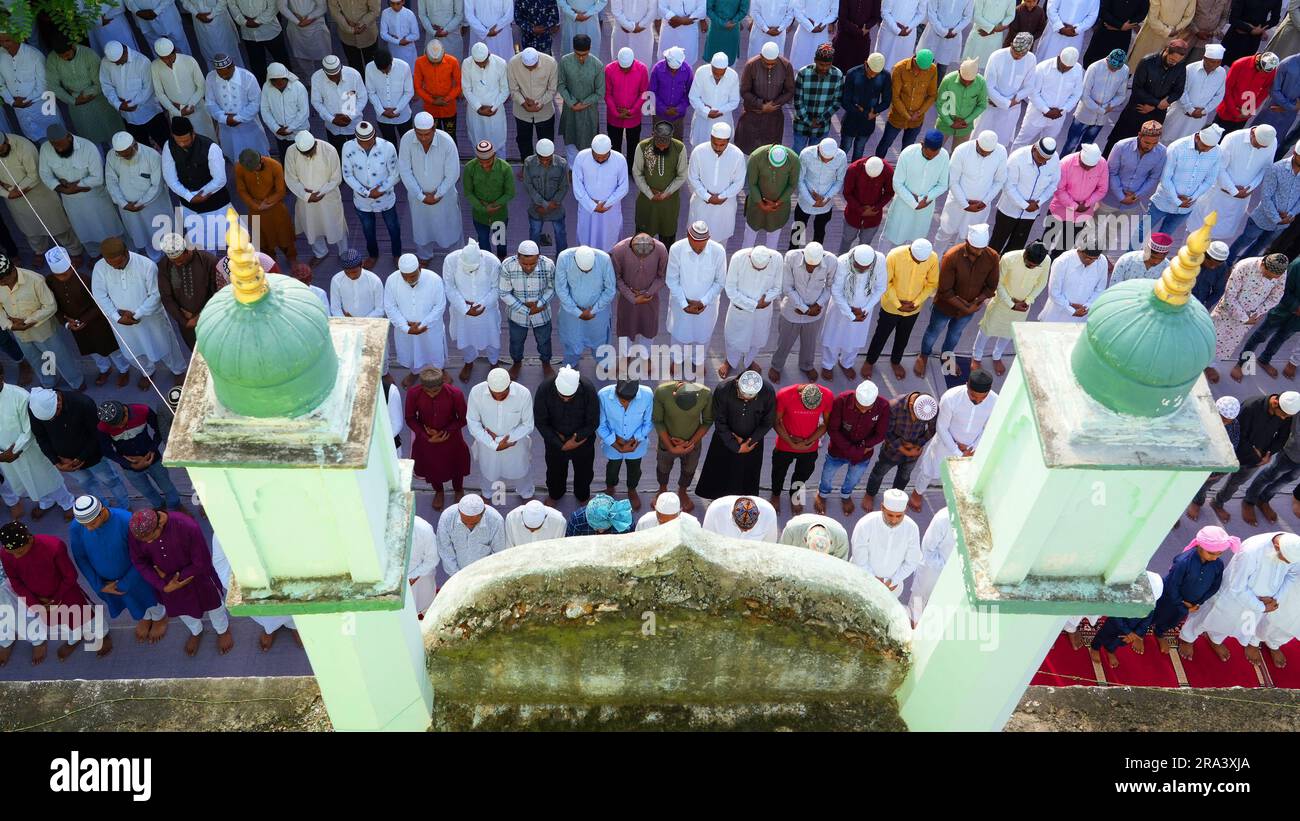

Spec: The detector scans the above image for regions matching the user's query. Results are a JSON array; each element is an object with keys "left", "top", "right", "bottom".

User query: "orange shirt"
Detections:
[{"left": 414, "top": 54, "right": 462, "bottom": 119}]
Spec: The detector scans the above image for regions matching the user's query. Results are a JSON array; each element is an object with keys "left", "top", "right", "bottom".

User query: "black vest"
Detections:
[{"left": 168, "top": 135, "right": 230, "bottom": 213}]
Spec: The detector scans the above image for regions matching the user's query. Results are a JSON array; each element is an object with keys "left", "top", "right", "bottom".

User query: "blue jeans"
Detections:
[
  {"left": 528, "top": 214, "right": 568, "bottom": 256},
  {"left": 874, "top": 123, "right": 922, "bottom": 158},
  {"left": 1141, "top": 205, "right": 1189, "bottom": 244},
  {"left": 474, "top": 219, "right": 507, "bottom": 258},
  {"left": 356, "top": 206, "right": 402, "bottom": 260},
  {"left": 841, "top": 122, "right": 876, "bottom": 162},
  {"left": 818, "top": 453, "right": 871, "bottom": 497},
  {"left": 16, "top": 330, "right": 84, "bottom": 389},
  {"left": 792, "top": 132, "right": 817, "bottom": 153},
  {"left": 68, "top": 460, "right": 128, "bottom": 509},
  {"left": 1227, "top": 219, "right": 1278, "bottom": 264},
  {"left": 508, "top": 319, "right": 552, "bottom": 364},
  {"left": 125, "top": 459, "right": 182, "bottom": 508},
  {"left": 1062, "top": 120, "right": 1103, "bottom": 157},
  {"left": 919, "top": 310, "right": 975, "bottom": 357}
]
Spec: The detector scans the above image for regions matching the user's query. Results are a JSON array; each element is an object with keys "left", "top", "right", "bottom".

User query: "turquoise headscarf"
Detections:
[{"left": 586, "top": 494, "right": 634, "bottom": 533}]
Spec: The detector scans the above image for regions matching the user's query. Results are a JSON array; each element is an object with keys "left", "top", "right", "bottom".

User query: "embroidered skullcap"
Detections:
[
  {"left": 458, "top": 493, "right": 485, "bottom": 516},
  {"left": 475, "top": 139, "right": 494, "bottom": 159},
  {"left": 731, "top": 497, "right": 760, "bottom": 530},
  {"left": 129, "top": 508, "right": 159, "bottom": 538},
  {"left": 737, "top": 370, "right": 763, "bottom": 397},
  {"left": 0, "top": 521, "right": 31, "bottom": 550},
  {"left": 1264, "top": 253, "right": 1290, "bottom": 274},
  {"left": 800, "top": 383, "right": 823, "bottom": 410},
  {"left": 913, "top": 393, "right": 938, "bottom": 420},
  {"left": 339, "top": 248, "right": 365, "bottom": 268},
  {"left": 1215, "top": 395, "right": 1240, "bottom": 420}
]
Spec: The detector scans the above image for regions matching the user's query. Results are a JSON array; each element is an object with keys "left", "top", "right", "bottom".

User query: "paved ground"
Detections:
[{"left": 2, "top": 22, "right": 1298, "bottom": 682}]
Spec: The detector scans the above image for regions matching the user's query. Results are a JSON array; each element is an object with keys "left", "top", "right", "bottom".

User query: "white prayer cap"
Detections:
[
  {"left": 976, "top": 130, "right": 999, "bottom": 152},
  {"left": 44, "top": 246, "right": 71, "bottom": 273},
  {"left": 111, "top": 131, "right": 135, "bottom": 152},
  {"left": 73, "top": 495, "right": 102, "bottom": 524},
  {"left": 521, "top": 47, "right": 540, "bottom": 67},
  {"left": 105, "top": 41, "right": 124, "bottom": 61},
  {"left": 1280, "top": 391, "right": 1300, "bottom": 415},
  {"left": 575, "top": 246, "right": 597, "bottom": 270},
  {"left": 153, "top": 38, "right": 174, "bottom": 57},
  {"left": 461, "top": 238, "right": 481, "bottom": 269},
  {"left": 267, "top": 62, "right": 290, "bottom": 80},
  {"left": 413, "top": 111, "right": 434, "bottom": 129},
  {"left": 1204, "top": 43, "right": 1226, "bottom": 59},
  {"left": 851, "top": 244, "right": 876, "bottom": 267},
  {"left": 1278, "top": 533, "right": 1300, "bottom": 562},
  {"left": 803, "top": 241, "right": 824, "bottom": 264},
  {"left": 536, "top": 138, "right": 555, "bottom": 157},
  {"left": 1059, "top": 47, "right": 1078, "bottom": 67},
  {"left": 910, "top": 237, "right": 933, "bottom": 261},
  {"left": 1215, "top": 395, "right": 1241, "bottom": 420},
  {"left": 864, "top": 156, "right": 884, "bottom": 177},
  {"left": 711, "top": 51, "right": 728, "bottom": 69},
  {"left": 818, "top": 137, "right": 838, "bottom": 158},
  {"left": 458, "top": 493, "right": 486, "bottom": 516},
  {"left": 355, "top": 120, "right": 375, "bottom": 139},
  {"left": 1198, "top": 124, "right": 1224, "bottom": 146},
  {"left": 855, "top": 380, "right": 879, "bottom": 406},
  {"left": 1255, "top": 124, "right": 1277, "bottom": 147},
  {"left": 751, "top": 246, "right": 772, "bottom": 266},
  {"left": 158, "top": 233, "right": 188, "bottom": 258},
  {"left": 592, "top": 133, "right": 612, "bottom": 154},
  {"left": 555, "top": 365, "right": 581, "bottom": 396},
  {"left": 882, "top": 488, "right": 908, "bottom": 513},
  {"left": 619, "top": 47, "right": 635, "bottom": 69},
  {"left": 426, "top": 40, "right": 444, "bottom": 60},
  {"left": 518, "top": 239, "right": 539, "bottom": 256},
  {"left": 967, "top": 223, "right": 991, "bottom": 249},
  {"left": 665, "top": 46, "right": 686, "bottom": 68},
  {"left": 1080, "top": 143, "right": 1102, "bottom": 165},
  {"left": 28, "top": 387, "right": 58, "bottom": 421},
  {"left": 958, "top": 58, "right": 979, "bottom": 81},
  {"left": 737, "top": 370, "right": 763, "bottom": 397},
  {"left": 486, "top": 367, "right": 512, "bottom": 392},
  {"left": 322, "top": 54, "right": 342, "bottom": 73},
  {"left": 521, "top": 499, "right": 548, "bottom": 528},
  {"left": 471, "top": 42, "right": 489, "bottom": 62},
  {"left": 398, "top": 253, "right": 419, "bottom": 274},
  {"left": 710, "top": 121, "right": 732, "bottom": 140},
  {"left": 1207, "top": 240, "right": 1230, "bottom": 261},
  {"left": 655, "top": 491, "right": 681, "bottom": 515},
  {"left": 913, "top": 393, "right": 939, "bottom": 420},
  {"left": 294, "top": 130, "right": 316, "bottom": 151},
  {"left": 760, "top": 42, "right": 780, "bottom": 60}
]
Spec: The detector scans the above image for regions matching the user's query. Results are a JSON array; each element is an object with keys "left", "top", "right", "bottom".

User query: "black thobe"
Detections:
[
  {"left": 533, "top": 375, "right": 600, "bottom": 501},
  {"left": 1105, "top": 52, "right": 1188, "bottom": 152},
  {"left": 1222, "top": 0, "right": 1283, "bottom": 64},
  {"left": 1081, "top": 0, "right": 1150, "bottom": 66},
  {"left": 693, "top": 378, "right": 776, "bottom": 499}
]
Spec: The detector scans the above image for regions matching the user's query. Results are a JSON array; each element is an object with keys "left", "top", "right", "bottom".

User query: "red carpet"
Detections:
[
  {"left": 1264, "top": 641, "right": 1300, "bottom": 688},
  {"left": 1180, "top": 637, "right": 1263, "bottom": 688},
  {"left": 1034, "top": 630, "right": 1296, "bottom": 689},
  {"left": 1100, "top": 635, "right": 1180, "bottom": 688},
  {"left": 1031, "top": 633, "right": 1101, "bottom": 687}
]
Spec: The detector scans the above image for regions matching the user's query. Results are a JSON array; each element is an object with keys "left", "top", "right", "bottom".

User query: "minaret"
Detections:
[
  {"left": 165, "top": 210, "right": 432, "bottom": 731},
  {"left": 898, "top": 215, "right": 1238, "bottom": 731}
]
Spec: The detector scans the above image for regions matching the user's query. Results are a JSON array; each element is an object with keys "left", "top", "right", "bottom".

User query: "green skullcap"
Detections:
[
  {"left": 915, "top": 49, "right": 934, "bottom": 70},
  {"left": 768, "top": 145, "right": 788, "bottom": 166}
]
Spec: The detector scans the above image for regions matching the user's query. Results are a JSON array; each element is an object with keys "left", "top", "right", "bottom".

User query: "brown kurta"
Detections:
[
  {"left": 158, "top": 250, "right": 221, "bottom": 349},
  {"left": 887, "top": 59, "right": 939, "bottom": 129},
  {"left": 235, "top": 158, "right": 297, "bottom": 257},
  {"left": 611, "top": 237, "right": 668, "bottom": 341},
  {"left": 46, "top": 269, "right": 121, "bottom": 357},
  {"left": 1003, "top": 2, "right": 1048, "bottom": 46},
  {"left": 735, "top": 56, "right": 796, "bottom": 156}
]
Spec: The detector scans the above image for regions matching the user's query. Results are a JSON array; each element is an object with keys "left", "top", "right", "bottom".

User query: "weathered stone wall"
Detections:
[{"left": 421, "top": 517, "right": 913, "bottom": 731}]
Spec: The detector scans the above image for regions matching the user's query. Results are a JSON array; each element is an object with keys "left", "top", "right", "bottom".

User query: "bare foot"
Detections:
[
  {"left": 260, "top": 631, "right": 276, "bottom": 652},
  {"left": 717, "top": 362, "right": 731, "bottom": 379},
  {"left": 1261, "top": 362, "right": 1279, "bottom": 379},
  {"left": 0, "top": 644, "right": 10, "bottom": 666},
  {"left": 508, "top": 362, "right": 522, "bottom": 380},
  {"left": 814, "top": 493, "right": 827, "bottom": 514},
  {"left": 1245, "top": 644, "right": 1263, "bottom": 664},
  {"left": 1204, "top": 366, "right": 1219, "bottom": 384},
  {"left": 908, "top": 491, "right": 924, "bottom": 512},
  {"left": 891, "top": 362, "right": 906, "bottom": 380},
  {"left": 841, "top": 496, "right": 855, "bottom": 515},
  {"left": 860, "top": 362, "right": 873, "bottom": 379},
  {"left": 1230, "top": 364, "right": 1244, "bottom": 382},
  {"left": 1241, "top": 501, "right": 1258, "bottom": 526},
  {"left": 1106, "top": 648, "right": 1120, "bottom": 668},
  {"left": 1211, "top": 503, "right": 1230, "bottom": 524},
  {"left": 96, "top": 634, "right": 113, "bottom": 658},
  {"left": 803, "top": 369, "right": 819, "bottom": 382},
  {"left": 840, "top": 364, "right": 856, "bottom": 379},
  {"left": 1260, "top": 500, "right": 1278, "bottom": 522},
  {"left": 913, "top": 355, "right": 927, "bottom": 377},
  {"left": 1270, "top": 646, "right": 1287, "bottom": 667},
  {"left": 432, "top": 488, "right": 445, "bottom": 511},
  {"left": 136, "top": 374, "right": 152, "bottom": 390},
  {"left": 57, "top": 640, "right": 79, "bottom": 661},
  {"left": 1156, "top": 636, "right": 1173, "bottom": 654},
  {"left": 184, "top": 633, "right": 202, "bottom": 656},
  {"left": 993, "top": 359, "right": 1006, "bottom": 376},
  {"left": 1068, "top": 630, "right": 1085, "bottom": 650},
  {"left": 1178, "top": 639, "right": 1195, "bottom": 660},
  {"left": 1210, "top": 640, "right": 1231, "bottom": 662},
  {"left": 861, "top": 494, "right": 875, "bottom": 512},
  {"left": 821, "top": 368, "right": 835, "bottom": 381},
  {"left": 148, "top": 618, "right": 168, "bottom": 644},
  {"left": 1185, "top": 502, "right": 1201, "bottom": 521},
  {"left": 791, "top": 499, "right": 803, "bottom": 514},
  {"left": 767, "top": 367, "right": 780, "bottom": 383},
  {"left": 1286, "top": 362, "right": 1298, "bottom": 380},
  {"left": 769, "top": 493, "right": 782, "bottom": 512},
  {"left": 1128, "top": 636, "right": 1145, "bottom": 656},
  {"left": 970, "top": 358, "right": 982, "bottom": 371},
  {"left": 628, "top": 489, "right": 642, "bottom": 511},
  {"left": 677, "top": 489, "right": 694, "bottom": 513},
  {"left": 32, "top": 644, "right": 47, "bottom": 665},
  {"left": 458, "top": 362, "right": 474, "bottom": 382},
  {"left": 116, "top": 370, "right": 130, "bottom": 388},
  {"left": 7, "top": 502, "right": 23, "bottom": 519},
  {"left": 1088, "top": 647, "right": 1101, "bottom": 665},
  {"left": 217, "top": 630, "right": 234, "bottom": 655}
]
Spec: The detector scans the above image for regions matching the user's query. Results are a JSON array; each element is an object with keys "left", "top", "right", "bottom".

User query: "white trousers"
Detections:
[
  {"left": 310, "top": 237, "right": 349, "bottom": 259},
  {"left": 0, "top": 482, "right": 73, "bottom": 511},
  {"left": 179, "top": 605, "right": 231, "bottom": 636},
  {"left": 461, "top": 345, "right": 500, "bottom": 364},
  {"left": 92, "top": 351, "right": 131, "bottom": 374},
  {"left": 971, "top": 330, "right": 1010, "bottom": 360}
]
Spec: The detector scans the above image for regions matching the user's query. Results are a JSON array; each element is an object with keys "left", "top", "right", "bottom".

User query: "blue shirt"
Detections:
[
  {"left": 1250, "top": 158, "right": 1300, "bottom": 231},
  {"left": 840, "top": 65, "right": 891, "bottom": 136},
  {"left": 596, "top": 384, "right": 654, "bottom": 459},
  {"left": 1151, "top": 135, "right": 1221, "bottom": 214},
  {"left": 1102, "top": 137, "right": 1167, "bottom": 210},
  {"left": 69, "top": 507, "right": 159, "bottom": 620},
  {"left": 1265, "top": 54, "right": 1300, "bottom": 113}
]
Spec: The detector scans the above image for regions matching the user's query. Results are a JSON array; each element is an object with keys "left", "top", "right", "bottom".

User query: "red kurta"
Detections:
[
  {"left": 405, "top": 383, "right": 472, "bottom": 486},
  {"left": 843, "top": 157, "right": 896, "bottom": 229},
  {"left": 1217, "top": 56, "right": 1277, "bottom": 123},
  {"left": 0, "top": 534, "right": 89, "bottom": 631}
]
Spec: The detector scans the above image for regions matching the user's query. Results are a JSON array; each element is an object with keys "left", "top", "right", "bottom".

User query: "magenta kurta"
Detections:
[
  {"left": 611, "top": 236, "right": 668, "bottom": 340},
  {"left": 1049, "top": 154, "right": 1110, "bottom": 222},
  {"left": 0, "top": 535, "right": 89, "bottom": 631},
  {"left": 404, "top": 383, "right": 472, "bottom": 486},
  {"left": 605, "top": 61, "right": 651, "bottom": 129},
  {"left": 128, "top": 511, "right": 224, "bottom": 619}
]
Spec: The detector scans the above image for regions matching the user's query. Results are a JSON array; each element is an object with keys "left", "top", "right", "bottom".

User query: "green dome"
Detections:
[
  {"left": 1070, "top": 279, "right": 1215, "bottom": 418},
  {"left": 196, "top": 274, "right": 338, "bottom": 418}
]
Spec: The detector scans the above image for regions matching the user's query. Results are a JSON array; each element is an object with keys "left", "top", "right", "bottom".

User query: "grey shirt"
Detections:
[{"left": 522, "top": 154, "right": 570, "bottom": 221}]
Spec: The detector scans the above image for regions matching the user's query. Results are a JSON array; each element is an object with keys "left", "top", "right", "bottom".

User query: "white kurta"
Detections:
[
  {"left": 310, "top": 67, "right": 369, "bottom": 137},
  {"left": 658, "top": 0, "right": 706, "bottom": 67},
  {"left": 1037, "top": 250, "right": 1107, "bottom": 322},
  {"left": 687, "top": 65, "right": 741, "bottom": 146},
  {"left": 385, "top": 269, "right": 448, "bottom": 369},
  {"left": 380, "top": 6, "right": 422, "bottom": 69},
  {"left": 820, "top": 253, "right": 887, "bottom": 364},
  {"left": 558, "top": 0, "right": 608, "bottom": 62},
  {"left": 908, "top": 506, "right": 954, "bottom": 622},
  {"left": 1183, "top": 534, "right": 1300, "bottom": 646},
  {"left": 881, "top": 143, "right": 950, "bottom": 246},
  {"left": 745, "top": 0, "right": 794, "bottom": 62},
  {"left": 0, "top": 386, "right": 69, "bottom": 504},
  {"left": 283, "top": 141, "right": 350, "bottom": 247},
  {"left": 790, "top": 0, "right": 837, "bottom": 72},
  {"left": 180, "top": 0, "right": 246, "bottom": 68},
  {"left": 1189, "top": 128, "right": 1272, "bottom": 241},
  {"left": 91, "top": 253, "right": 190, "bottom": 372},
  {"left": 100, "top": 50, "right": 165, "bottom": 127},
  {"left": 505, "top": 504, "right": 568, "bottom": 546},
  {"left": 105, "top": 145, "right": 175, "bottom": 256},
  {"left": 963, "top": 0, "right": 1016, "bottom": 68},
  {"left": 916, "top": 0, "right": 973, "bottom": 66},
  {"left": 461, "top": 54, "right": 509, "bottom": 149},
  {"left": 464, "top": 0, "right": 514, "bottom": 61},
  {"left": 936, "top": 141, "right": 1008, "bottom": 248},
  {"left": 701, "top": 495, "right": 780, "bottom": 542},
  {"left": 408, "top": 515, "right": 438, "bottom": 614},
  {"left": 850, "top": 511, "right": 922, "bottom": 597},
  {"left": 278, "top": 0, "right": 333, "bottom": 75},
  {"left": 973, "top": 47, "right": 1036, "bottom": 148},
  {"left": 328, "top": 269, "right": 386, "bottom": 317},
  {"left": 1037, "top": 0, "right": 1099, "bottom": 58},
  {"left": 1013, "top": 60, "right": 1084, "bottom": 151},
  {"left": 398, "top": 128, "right": 463, "bottom": 252},
  {"left": 722, "top": 248, "right": 782, "bottom": 368},
  {"left": 1163, "top": 62, "right": 1227, "bottom": 145},
  {"left": 366, "top": 59, "right": 416, "bottom": 125},
  {"left": 151, "top": 55, "right": 219, "bottom": 142},
  {"left": 261, "top": 77, "right": 312, "bottom": 139},
  {"left": 418, "top": 0, "right": 466, "bottom": 60},
  {"left": 637, "top": 510, "right": 701, "bottom": 530},
  {"left": 995, "top": 144, "right": 1061, "bottom": 219},
  {"left": 0, "top": 45, "right": 62, "bottom": 143},
  {"left": 876, "top": 0, "right": 925, "bottom": 72},
  {"left": 38, "top": 138, "right": 125, "bottom": 251},
  {"left": 611, "top": 0, "right": 657, "bottom": 63},
  {"left": 90, "top": 2, "right": 141, "bottom": 53},
  {"left": 687, "top": 141, "right": 746, "bottom": 243},
  {"left": 442, "top": 247, "right": 502, "bottom": 355},
  {"left": 127, "top": 0, "right": 193, "bottom": 56},
  {"left": 665, "top": 237, "right": 727, "bottom": 345},
  {"left": 466, "top": 381, "right": 534, "bottom": 482},
  {"left": 572, "top": 149, "right": 629, "bottom": 251},
  {"left": 206, "top": 68, "right": 270, "bottom": 162},
  {"left": 912, "top": 383, "right": 998, "bottom": 491}
]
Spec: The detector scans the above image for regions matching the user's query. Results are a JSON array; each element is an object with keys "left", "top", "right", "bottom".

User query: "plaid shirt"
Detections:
[
  {"left": 793, "top": 65, "right": 844, "bottom": 137},
  {"left": 879, "top": 393, "right": 938, "bottom": 464},
  {"left": 498, "top": 255, "right": 557, "bottom": 328}
]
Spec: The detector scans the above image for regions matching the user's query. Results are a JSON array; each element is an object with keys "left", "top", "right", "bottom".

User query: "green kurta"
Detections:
[
  {"left": 935, "top": 73, "right": 989, "bottom": 138},
  {"left": 463, "top": 157, "right": 516, "bottom": 226},
  {"left": 704, "top": 0, "right": 751, "bottom": 65},
  {"left": 744, "top": 146, "right": 800, "bottom": 231},
  {"left": 45, "top": 45, "right": 124, "bottom": 145},
  {"left": 558, "top": 52, "right": 605, "bottom": 153},
  {"left": 632, "top": 137, "right": 687, "bottom": 238}
]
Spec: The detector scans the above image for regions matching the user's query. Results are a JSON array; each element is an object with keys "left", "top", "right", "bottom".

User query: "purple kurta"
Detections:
[
  {"left": 404, "top": 383, "right": 472, "bottom": 486},
  {"left": 128, "top": 511, "right": 224, "bottom": 619},
  {"left": 649, "top": 60, "right": 693, "bottom": 125},
  {"left": 611, "top": 237, "right": 669, "bottom": 340}
]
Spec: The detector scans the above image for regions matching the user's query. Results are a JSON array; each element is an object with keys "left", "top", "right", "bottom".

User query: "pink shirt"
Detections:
[
  {"left": 1049, "top": 154, "right": 1110, "bottom": 222},
  {"left": 605, "top": 61, "right": 650, "bottom": 129}
]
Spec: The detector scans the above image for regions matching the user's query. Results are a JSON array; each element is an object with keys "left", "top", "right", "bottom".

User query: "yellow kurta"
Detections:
[
  {"left": 978, "top": 249, "right": 1051, "bottom": 339},
  {"left": 880, "top": 246, "right": 939, "bottom": 317}
]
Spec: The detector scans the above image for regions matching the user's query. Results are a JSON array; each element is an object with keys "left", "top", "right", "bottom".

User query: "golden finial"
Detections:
[
  {"left": 1154, "top": 211, "right": 1216, "bottom": 306},
  {"left": 224, "top": 207, "right": 269, "bottom": 304}
]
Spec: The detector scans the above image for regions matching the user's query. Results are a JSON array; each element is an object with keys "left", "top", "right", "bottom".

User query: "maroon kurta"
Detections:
[
  {"left": 128, "top": 511, "right": 224, "bottom": 619},
  {"left": 405, "top": 383, "right": 471, "bottom": 486},
  {"left": 735, "top": 56, "right": 796, "bottom": 155},
  {"left": 611, "top": 237, "right": 668, "bottom": 341},
  {"left": 833, "top": 0, "right": 882, "bottom": 72},
  {"left": 0, "top": 535, "right": 89, "bottom": 631},
  {"left": 843, "top": 157, "right": 896, "bottom": 229},
  {"left": 46, "top": 269, "right": 121, "bottom": 357}
]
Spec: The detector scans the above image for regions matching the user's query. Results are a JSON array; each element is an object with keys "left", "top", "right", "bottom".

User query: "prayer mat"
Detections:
[
  {"left": 1179, "top": 637, "right": 1265, "bottom": 688},
  {"left": 1031, "top": 633, "right": 1102, "bottom": 686}
]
